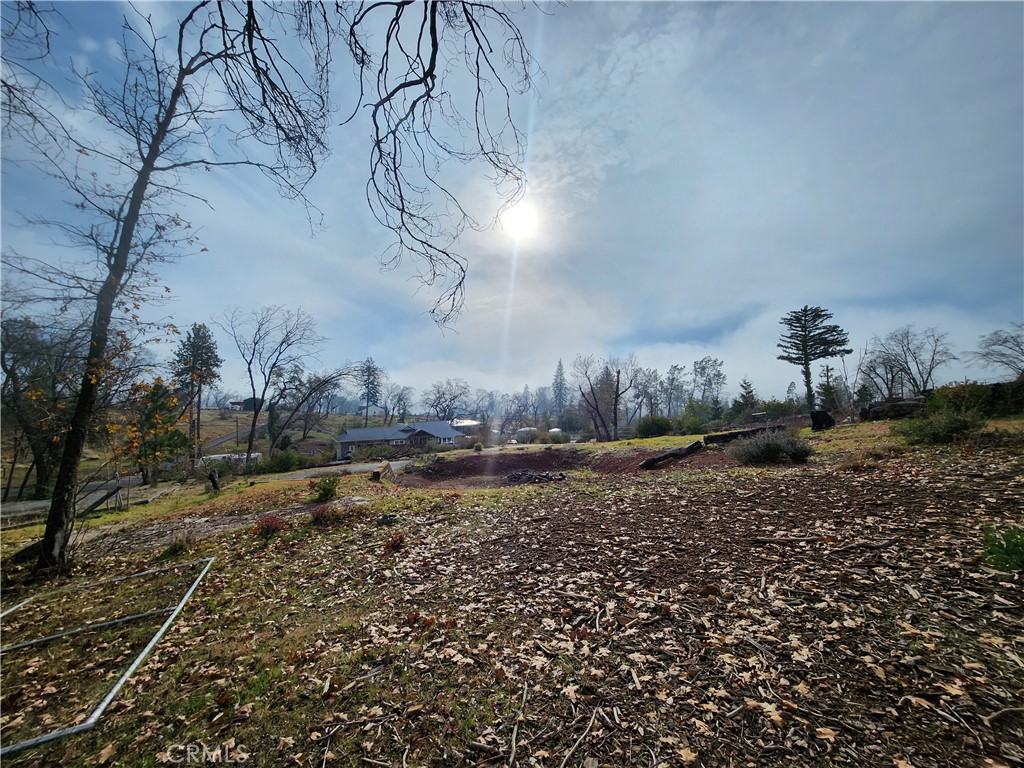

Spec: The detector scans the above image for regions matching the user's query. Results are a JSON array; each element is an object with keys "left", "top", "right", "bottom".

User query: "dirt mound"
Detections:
[
  {"left": 408, "top": 447, "right": 589, "bottom": 479},
  {"left": 403, "top": 444, "right": 740, "bottom": 485}
]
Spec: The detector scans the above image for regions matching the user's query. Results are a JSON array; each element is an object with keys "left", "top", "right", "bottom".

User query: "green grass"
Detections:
[{"left": 983, "top": 525, "right": 1024, "bottom": 572}]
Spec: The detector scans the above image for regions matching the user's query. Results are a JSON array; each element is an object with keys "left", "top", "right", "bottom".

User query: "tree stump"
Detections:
[{"left": 371, "top": 461, "right": 396, "bottom": 484}]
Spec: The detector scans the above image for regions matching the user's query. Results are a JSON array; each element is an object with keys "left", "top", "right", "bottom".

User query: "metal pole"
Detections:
[{"left": 0, "top": 557, "right": 216, "bottom": 756}]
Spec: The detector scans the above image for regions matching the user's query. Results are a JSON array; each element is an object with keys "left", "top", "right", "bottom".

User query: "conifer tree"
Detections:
[
  {"left": 171, "top": 323, "right": 223, "bottom": 465},
  {"left": 777, "top": 306, "right": 852, "bottom": 409}
]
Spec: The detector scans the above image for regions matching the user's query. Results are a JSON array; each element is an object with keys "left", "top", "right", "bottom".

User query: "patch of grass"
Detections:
[
  {"left": 158, "top": 530, "right": 195, "bottom": 560},
  {"left": 983, "top": 526, "right": 1024, "bottom": 572},
  {"left": 836, "top": 442, "right": 905, "bottom": 472}
]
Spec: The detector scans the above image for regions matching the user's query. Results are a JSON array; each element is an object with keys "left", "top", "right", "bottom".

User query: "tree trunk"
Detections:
[
  {"left": 245, "top": 409, "right": 259, "bottom": 466},
  {"left": 612, "top": 369, "right": 621, "bottom": 441},
  {"left": 802, "top": 363, "right": 814, "bottom": 409},
  {"left": 36, "top": 71, "right": 187, "bottom": 571},
  {"left": 195, "top": 380, "right": 203, "bottom": 467},
  {"left": 3, "top": 441, "right": 20, "bottom": 501},
  {"left": 16, "top": 458, "right": 36, "bottom": 501},
  {"left": 639, "top": 441, "right": 703, "bottom": 469}
]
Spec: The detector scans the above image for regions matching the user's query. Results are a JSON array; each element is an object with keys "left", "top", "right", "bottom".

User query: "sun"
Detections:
[{"left": 500, "top": 201, "right": 540, "bottom": 241}]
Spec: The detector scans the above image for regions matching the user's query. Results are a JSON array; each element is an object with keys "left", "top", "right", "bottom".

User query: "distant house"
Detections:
[
  {"left": 335, "top": 421, "right": 465, "bottom": 459},
  {"left": 450, "top": 418, "right": 481, "bottom": 435}
]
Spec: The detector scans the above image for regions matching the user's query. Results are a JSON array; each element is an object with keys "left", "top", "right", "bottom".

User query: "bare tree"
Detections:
[
  {"left": 8, "top": 3, "right": 334, "bottom": 570},
  {"left": 380, "top": 377, "right": 416, "bottom": 426},
  {"left": 421, "top": 378, "right": 470, "bottom": 421},
  {"left": 858, "top": 346, "right": 904, "bottom": 400},
  {"left": 345, "top": 1, "right": 535, "bottom": 323},
  {"left": 470, "top": 388, "right": 499, "bottom": 439},
  {"left": 573, "top": 355, "right": 638, "bottom": 441},
  {"left": 497, "top": 389, "right": 531, "bottom": 440},
  {"left": 5, "top": 2, "right": 536, "bottom": 570},
  {"left": 220, "top": 306, "right": 325, "bottom": 466},
  {"left": 966, "top": 323, "right": 1024, "bottom": 380},
  {"left": 266, "top": 367, "right": 354, "bottom": 457},
  {"left": 869, "top": 326, "right": 957, "bottom": 396}
]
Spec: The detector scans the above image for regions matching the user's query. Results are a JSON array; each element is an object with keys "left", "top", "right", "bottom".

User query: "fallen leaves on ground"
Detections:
[{"left": 1, "top": 436, "right": 1021, "bottom": 768}]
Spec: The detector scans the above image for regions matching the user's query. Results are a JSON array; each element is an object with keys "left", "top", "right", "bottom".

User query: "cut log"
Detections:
[
  {"left": 638, "top": 441, "right": 703, "bottom": 469},
  {"left": 370, "top": 461, "right": 396, "bottom": 484},
  {"left": 703, "top": 425, "right": 783, "bottom": 445}
]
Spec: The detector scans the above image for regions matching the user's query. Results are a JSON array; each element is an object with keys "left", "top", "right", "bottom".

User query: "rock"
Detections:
[{"left": 863, "top": 398, "right": 925, "bottom": 421}]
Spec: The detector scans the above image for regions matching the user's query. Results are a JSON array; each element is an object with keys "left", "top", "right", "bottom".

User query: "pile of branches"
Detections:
[{"left": 505, "top": 470, "right": 566, "bottom": 485}]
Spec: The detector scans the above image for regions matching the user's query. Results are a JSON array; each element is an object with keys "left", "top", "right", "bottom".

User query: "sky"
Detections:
[{"left": 2, "top": 1, "right": 1022, "bottom": 405}]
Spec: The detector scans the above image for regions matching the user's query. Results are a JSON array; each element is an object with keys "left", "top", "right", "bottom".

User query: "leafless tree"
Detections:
[
  {"left": 868, "top": 326, "right": 957, "bottom": 396},
  {"left": 497, "top": 389, "right": 531, "bottom": 440},
  {"left": 966, "top": 323, "right": 1024, "bottom": 380},
  {"left": 421, "top": 378, "right": 470, "bottom": 422},
  {"left": 266, "top": 367, "right": 354, "bottom": 457},
  {"left": 7, "top": 3, "right": 334, "bottom": 570},
  {"left": 380, "top": 377, "right": 416, "bottom": 426},
  {"left": 5, "top": 1, "right": 536, "bottom": 570},
  {"left": 573, "top": 355, "right": 638, "bottom": 441},
  {"left": 344, "top": 1, "right": 535, "bottom": 324},
  {"left": 470, "top": 388, "right": 499, "bottom": 439},
  {"left": 219, "top": 306, "right": 325, "bottom": 466}
]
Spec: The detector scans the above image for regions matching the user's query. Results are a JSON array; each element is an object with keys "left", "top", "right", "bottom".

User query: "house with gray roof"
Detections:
[{"left": 335, "top": 421, "right": 464, "bottom": 459}]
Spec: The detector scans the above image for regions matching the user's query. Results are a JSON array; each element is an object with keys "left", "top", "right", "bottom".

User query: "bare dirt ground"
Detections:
[{"left": 3, "top": 437, "right": 1022, "bottom": 768}]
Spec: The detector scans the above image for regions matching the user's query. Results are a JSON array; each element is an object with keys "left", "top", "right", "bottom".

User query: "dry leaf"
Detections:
[
  {"left": 815, "top": 726, "right": 838, "bottom": 742},
  {"left": 98, "top": 743, "right": 116, "bottom": 764}
]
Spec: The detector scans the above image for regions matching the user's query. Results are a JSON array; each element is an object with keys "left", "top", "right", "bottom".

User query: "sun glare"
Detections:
[{"left": 500, "top": 201, "right": 540, "bottom": 241}]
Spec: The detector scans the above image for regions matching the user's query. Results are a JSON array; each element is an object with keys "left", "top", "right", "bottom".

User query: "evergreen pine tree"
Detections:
[
  {"left": 776, "top": 306, "right": 852, "bottom": 409},
  {"left": 171, "top": 323, "right": 223, "bottom": 464}
]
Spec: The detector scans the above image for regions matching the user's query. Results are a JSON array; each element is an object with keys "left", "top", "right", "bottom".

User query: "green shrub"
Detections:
[
  {"left": 636, "top": 415, "right": 673, "bottom": 438},
  {"left": 728, "top": 430, "right": 813, "bottom": 465},
  {"left": 892, "top": 410, "right": 986, "bottom": 445},
  {"left": 982, "top": 526, "right": 1024, "bottom": 571},
  {"left": 473, "top": 442, "right": 484, "bottom": 452},
  {"left": 311, "top": 474, "right": 341, "bottom": 502},
  {"left": 678, "top": 416, "right": 703, "bottom": 436},
  {"left": 354, "top": 444, "right": 397, "bottom": 462},
  {"left": 928, "top": 380, "right": 1024, "bottom": 418}
]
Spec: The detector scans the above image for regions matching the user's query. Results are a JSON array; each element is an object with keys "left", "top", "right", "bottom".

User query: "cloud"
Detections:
[{"left": 5, "top": 2, "right": 1021, "bottom": 405}]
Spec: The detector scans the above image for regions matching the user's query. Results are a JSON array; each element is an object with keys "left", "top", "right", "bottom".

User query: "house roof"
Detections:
[{"left": 336, "top": 421, "right": 462, "bottom": 444}]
